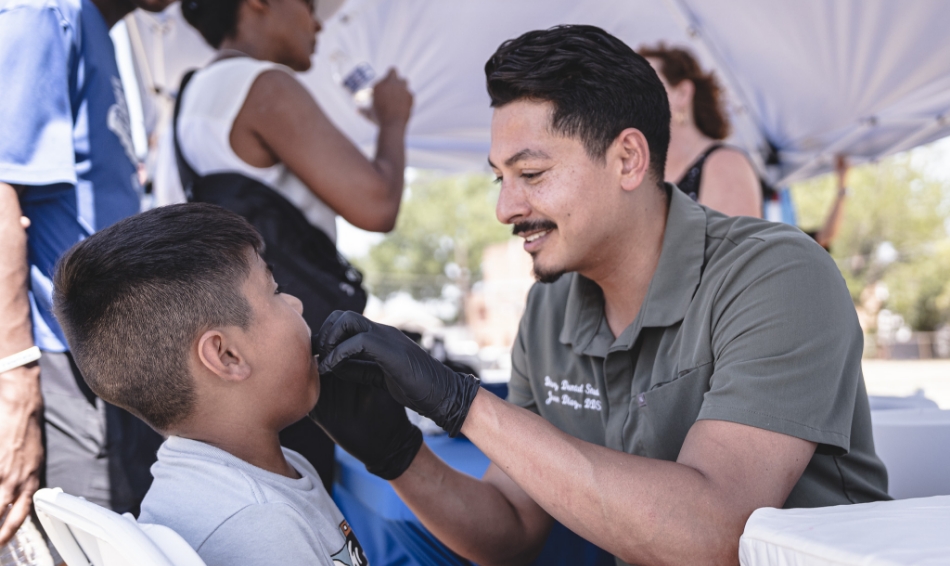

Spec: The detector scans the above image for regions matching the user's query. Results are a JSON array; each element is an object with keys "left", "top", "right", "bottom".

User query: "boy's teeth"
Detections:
[{"left": 526, "top": 230, "right": 549, "bottom": 242}]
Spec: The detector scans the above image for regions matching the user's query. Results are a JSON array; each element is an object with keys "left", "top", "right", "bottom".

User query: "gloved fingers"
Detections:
[
  {"left": 314, "top": 310, "right": 376, "bottom": 358},
  {"left": 312, "top": 310, "right": 346, "bottom": 357},
  {"left": 318, "top": 332, "right": 386, "bottom": 381},
  {"left": 330, "top": 359, "right": 386, "bottom": 388}
]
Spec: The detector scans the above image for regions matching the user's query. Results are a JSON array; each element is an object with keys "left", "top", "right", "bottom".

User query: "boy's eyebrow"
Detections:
[{"left": 265, "top": 263, "right": 275, "bottom": 277}]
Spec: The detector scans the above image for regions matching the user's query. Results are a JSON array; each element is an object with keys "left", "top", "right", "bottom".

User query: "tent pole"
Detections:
[
  {"left": 873, "top": 114, "right": 949, "bottom": 160},
  {"left": 776, "top": 119, "right": 876, "bottom": 185},
  {"left": 660, "top": 0, "right": 767, "bottom": 176}
]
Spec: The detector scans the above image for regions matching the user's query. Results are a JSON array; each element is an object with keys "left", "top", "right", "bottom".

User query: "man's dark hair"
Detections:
[
  {"left": 53, "top": 203, "right": 264, "bottom": 431},
  {"left": 485, "top": 25, "right": 671, "bottom": 182},
  {"left": 182, "top": 0, "right": 242, "bottom": 49}
]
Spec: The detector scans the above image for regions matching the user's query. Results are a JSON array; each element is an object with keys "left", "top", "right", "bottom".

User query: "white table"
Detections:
[{"left": 740, "top": 496, "right": 950, "bottom": 565}]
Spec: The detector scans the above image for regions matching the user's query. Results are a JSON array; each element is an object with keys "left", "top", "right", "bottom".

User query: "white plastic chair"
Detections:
[{"left": 32, "top": 488, "right": 206, "bottom": 566}]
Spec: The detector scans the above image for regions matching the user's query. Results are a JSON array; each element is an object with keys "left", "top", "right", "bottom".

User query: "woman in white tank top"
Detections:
[
  {"left": 175, "top": 0, "right": 413, "bottom": 491},
  {"left": 176, "top": 0, "right": 413, "bottom": 242}
]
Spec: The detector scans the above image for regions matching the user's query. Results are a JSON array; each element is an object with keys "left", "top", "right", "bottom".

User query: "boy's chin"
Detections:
[{"left": 307, "top": 373, "right": 321, "bottom": 413}]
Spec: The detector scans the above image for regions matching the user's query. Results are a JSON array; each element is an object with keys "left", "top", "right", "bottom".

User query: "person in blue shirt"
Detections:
[{"left": 0, "top": 0, "right": 174, "bottom": 546}]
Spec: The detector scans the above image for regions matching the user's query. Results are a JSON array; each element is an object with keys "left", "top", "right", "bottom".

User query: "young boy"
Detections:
[{"left": 52, "top": 203, "right": 367, "bottom": 566}]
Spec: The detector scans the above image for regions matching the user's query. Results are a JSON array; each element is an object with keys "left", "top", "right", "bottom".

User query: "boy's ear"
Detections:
[{"left": 196, "top": 329, "right": 252, "bottom": 383}]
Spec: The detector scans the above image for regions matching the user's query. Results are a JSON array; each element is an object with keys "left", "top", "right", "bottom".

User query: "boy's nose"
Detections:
[{"left": 283, "top": 293, "right": 305, "bottom": 315}]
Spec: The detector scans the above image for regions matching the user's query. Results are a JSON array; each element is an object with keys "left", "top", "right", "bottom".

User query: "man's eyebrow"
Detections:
[
  {"left": 488, "top": 149, "right": 552, "bottom": 170},
  {"left": 265, "top": 263, "right": 275, "bottom": 277}
]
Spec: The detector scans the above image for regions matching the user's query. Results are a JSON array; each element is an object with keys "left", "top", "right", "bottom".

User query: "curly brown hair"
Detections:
[{"left": 638, "top": 43, "right": 730, "bottom": 140}]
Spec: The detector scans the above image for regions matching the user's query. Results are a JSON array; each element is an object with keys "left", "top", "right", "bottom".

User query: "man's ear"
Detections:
[
  {"left": 196, "top": 329, "right": 252, "bottom": 383},
  {"left": 615, "top": 128, "right": 652, "bottom": 192}
]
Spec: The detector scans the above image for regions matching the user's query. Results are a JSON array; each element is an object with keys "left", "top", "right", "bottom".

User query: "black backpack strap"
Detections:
[{"left": 172, "top": 69, "right": 198, "bottom": 201}]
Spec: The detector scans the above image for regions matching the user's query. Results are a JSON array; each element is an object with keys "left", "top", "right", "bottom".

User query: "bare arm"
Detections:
[
  {"left": 232, "top": 68, "right": 412, "bottom": 232},
  {"left": 456, "top": 390, "right": 815, "bottom": 566},
  {"left": 391, "top": 445, "right": 553, "bottom": 566},
  {"left": 0, "top": 182, "right": 44, "bottom": 545},
  {"left": 814, "top": 156, "right": 849, "bottom": 249},
  {"left": 699, "top": 148, "right": 762, "bottom": 218}
]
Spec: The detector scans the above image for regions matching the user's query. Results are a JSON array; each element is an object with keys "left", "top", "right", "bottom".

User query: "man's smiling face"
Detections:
[{"left": 490, "top": 99, "right": 623, "bottom": 283}]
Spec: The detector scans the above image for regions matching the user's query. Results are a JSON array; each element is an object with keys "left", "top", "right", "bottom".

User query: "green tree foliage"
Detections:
[
  {"left": 355, "top": 171, "right": 512, "bottom": 302},
  {"left": 792, "top": 153, "right": 950, "bottom": 330},
  {"left": 882, "top": 241, "right": 950, "bottom": 331}
]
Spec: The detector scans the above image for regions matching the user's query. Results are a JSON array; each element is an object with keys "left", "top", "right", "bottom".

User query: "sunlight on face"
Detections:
[{"left": 489, "top": 100, "right": 621, "bottom": 282}]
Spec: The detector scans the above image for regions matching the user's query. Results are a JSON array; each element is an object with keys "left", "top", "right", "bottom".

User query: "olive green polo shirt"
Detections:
[{"left": 508, "top": 187, "right": 889, "bottom": 534}]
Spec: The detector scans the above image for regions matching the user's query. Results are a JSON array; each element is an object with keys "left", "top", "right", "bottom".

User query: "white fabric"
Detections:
[
  {"left": 33, "top": 487, "right": 206, "bottom": 566},
  {"left": 871, "top": 409, "right": 950, "bottom": 499},
  {"left": 173, "top": 58, "right": 338, "bottom": 241},
  {"left": 739, "top": 495, "right": 950, "bottom": 566},
  {"left": 126, "top": 0, "right": 950, "bottom": 184},
  {"left": 138, "top": 437, "right": 350, "bottom": 566}
]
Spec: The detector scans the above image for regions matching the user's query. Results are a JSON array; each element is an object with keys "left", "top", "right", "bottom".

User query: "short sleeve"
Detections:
[
  {"left": 0, "top": 2, "right": 76, "bottom": 185},
  {"left": 198, "top": 503, "right": 334, "bottom": 566},
  {"left": 697, "top": 236, "right": 863, "bottom": 455},
  {"left": 507, "top": 296, "right": 540, "bottom": 415}
]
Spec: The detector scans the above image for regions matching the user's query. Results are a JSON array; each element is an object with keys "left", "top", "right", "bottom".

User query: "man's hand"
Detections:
[
  {"left": 310, "top": 337, "right": 423, "bottom": 479},
  {"left": 315, "top": 311, "right": 480, "bottom": 437},
  {"left": 0, "top": 363, "right": 43, "bottom": 546}
]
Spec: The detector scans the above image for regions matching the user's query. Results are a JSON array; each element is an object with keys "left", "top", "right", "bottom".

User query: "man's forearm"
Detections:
[
  {"left": 0, "top": 182, "right": 34, "bottom": 358},
  {"left": 390, "top": 444, "right": 552, "bottom": 566},
  {"left": 460, "top": 390, "right": 755, "bottom": 566},
  {"left": 0, "top": 181, "right": 44, "bottom": 546}
]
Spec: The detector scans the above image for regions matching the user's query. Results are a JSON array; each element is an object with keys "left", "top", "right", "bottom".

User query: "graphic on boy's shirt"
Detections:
[{"left": 330, "top": 519, "right": 368, "bottom": 566}]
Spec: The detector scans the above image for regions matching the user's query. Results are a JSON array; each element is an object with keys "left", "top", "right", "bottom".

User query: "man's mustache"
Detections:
[{"left": 512, "top": 220, "right": 557, "bottom": 237}]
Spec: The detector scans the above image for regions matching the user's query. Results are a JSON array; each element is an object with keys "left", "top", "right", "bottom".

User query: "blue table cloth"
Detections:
[{"left": 333, "top": 434, "right": 614, "bottom": 566}]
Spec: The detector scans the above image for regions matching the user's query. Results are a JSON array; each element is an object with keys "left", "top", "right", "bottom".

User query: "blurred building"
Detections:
[{"left": 465, "top": 239, "right": 535, "bottom": 350}]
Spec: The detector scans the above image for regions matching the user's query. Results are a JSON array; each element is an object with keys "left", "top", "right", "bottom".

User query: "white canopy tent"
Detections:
[{"left": 125, "top": 0, "right": 950, "bottom": 185}]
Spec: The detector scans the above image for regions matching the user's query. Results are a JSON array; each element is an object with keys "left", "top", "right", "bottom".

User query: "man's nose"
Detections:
[{"left": 496, "top": 180, "right": 530, "bottom": 225}]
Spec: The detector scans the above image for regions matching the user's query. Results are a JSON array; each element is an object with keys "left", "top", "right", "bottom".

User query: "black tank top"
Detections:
[{"left": 675, "top": 142, "right": 724, "bottom": 201}]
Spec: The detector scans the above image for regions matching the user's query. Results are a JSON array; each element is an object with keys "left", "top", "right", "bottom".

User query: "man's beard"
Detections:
[
  {"left": 532, "top": 260, "right": 564, "bottom": 284},
  {"left": 513, "top": 219, "right": 563, "bottom": 283}
]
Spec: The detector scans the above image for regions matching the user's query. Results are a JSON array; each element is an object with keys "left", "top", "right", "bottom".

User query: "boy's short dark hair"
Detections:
[
  {"left": 54, "top": 203, "right": 263, "bottom": 431},
  {"left": 485, "top": 25, "right": 671, "bottom": 182}
]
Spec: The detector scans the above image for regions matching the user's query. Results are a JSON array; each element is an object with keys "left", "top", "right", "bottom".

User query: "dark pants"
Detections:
[{"left": 39, "top": 351, "right": 162, "bottom": 515}]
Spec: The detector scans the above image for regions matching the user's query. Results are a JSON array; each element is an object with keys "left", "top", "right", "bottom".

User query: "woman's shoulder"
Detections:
[
  {"left": 190, "top": 58, "right": 292, "bottom": 93},
  {"left": 182, "top": 58, "right": 296, "bottom": 119},
  {"left": 704, "top": 145, "right": 755, "bottom": 174}
]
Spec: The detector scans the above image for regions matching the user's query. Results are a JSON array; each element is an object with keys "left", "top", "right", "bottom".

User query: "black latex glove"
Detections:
[
  {"left": 310, "top": 337, "right": 423, "bottom": 480},
  {"left": 315, "top": 311, "right": 481, "bottom": 438}
]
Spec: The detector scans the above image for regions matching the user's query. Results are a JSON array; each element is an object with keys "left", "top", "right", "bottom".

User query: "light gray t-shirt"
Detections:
[{"left": 139, "top": 436, "right": 367, "bottom": 566}]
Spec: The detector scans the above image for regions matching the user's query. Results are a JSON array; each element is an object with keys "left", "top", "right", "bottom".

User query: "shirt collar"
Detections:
[{"left": 560, "top": 184, "right": 708, "bottom": 355}]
